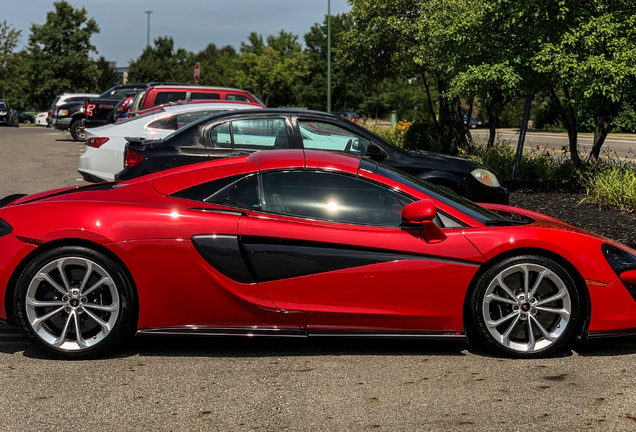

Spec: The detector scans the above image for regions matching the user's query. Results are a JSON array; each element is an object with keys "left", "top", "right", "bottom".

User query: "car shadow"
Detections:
[
  {"left": 3, "top": 328, "right": 636, "bottom": 360},
  {"left": 114, "top": 335, "right": 470, "bottom": 359}
]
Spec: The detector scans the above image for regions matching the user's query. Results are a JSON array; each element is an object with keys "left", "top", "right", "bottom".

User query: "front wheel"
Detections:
[
  {"left": 69, "top": 119, "right": 86, "bottom": 141},
  {"left": 470, "top": 255, "right": 580, "bottom": 358},
  {"left": 14, "top": 246, "right": 136, "bottom": 359}
]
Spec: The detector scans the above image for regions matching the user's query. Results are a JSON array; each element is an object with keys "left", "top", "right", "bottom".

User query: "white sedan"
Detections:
[{"left": 79, "top": 101, "right": 264, "bottom": 182}]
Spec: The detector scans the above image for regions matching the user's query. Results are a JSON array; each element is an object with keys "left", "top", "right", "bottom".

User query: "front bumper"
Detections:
[{"left": 53, "top": 117, "right": 72, "bottom": 131}]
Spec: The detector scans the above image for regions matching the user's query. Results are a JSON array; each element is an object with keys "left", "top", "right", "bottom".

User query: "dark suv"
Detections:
[
  {"left": 117, "top": 109, "right": 508, "bottom": 204},
  {"left": 50, "top": 84, "right": 146, "bottom": 140},
  {"left": 0, "top": 100, "right": 19, "bottom": 127}
]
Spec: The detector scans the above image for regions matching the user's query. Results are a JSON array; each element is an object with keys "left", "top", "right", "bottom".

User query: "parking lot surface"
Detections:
[{"left": 0, "top": 127, "right": 636, "bottom": 431}]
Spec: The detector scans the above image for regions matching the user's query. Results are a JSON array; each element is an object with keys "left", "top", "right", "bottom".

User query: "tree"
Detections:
[
  {"left": 231, "top": 46, "right": 309, "bottom": 106},
  {"left": 342, "top": 0, "right": 480, "bottom": 154},
  {"left": 127, "top": 37, "right": 195, "bottom": 83},
  {"left": 231, "top": 31, "right": 309, "bottom": 106},
  {"left": 95, "top": 56, "right": 120, "bottom": 90},
  {"left": 534, "top": 1, "right": 636, "bottom": 163},
  {"left": 194, "top": 43, "right": 238, "bottom": 86},
  {"left": 25, "top": 0, "right": 100, "bottom": 109},
  {"left": 300, "top": 13, "right": 364, "bottom": 111},
  {"left": 0, "top": 21, "right": 22, "bottom": 102}
]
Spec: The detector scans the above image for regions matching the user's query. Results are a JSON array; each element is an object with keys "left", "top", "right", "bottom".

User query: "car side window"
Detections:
[
  {"left": 190, "top": 92, "right": 220, "bottom": 100},
  {"left": 209, "top": 119, "right": 288, "bottom": 150},
  {"left": 171, "top": 173, "right": 260, "bottom": 210},
  {"left": 148, "top": 115, "right": 178, "bottom": 131},
  {"left": 260, "top": 170, "right": 413, "bottom": 227},
  {"left": 155, "top": 92, "right": 187, "bottom": 105},
  {"left": 298, "top": 120, "right": 370, "bottom": 155},
  {"left": 226, "top": 94, "right": 251, "bottom": 102}
]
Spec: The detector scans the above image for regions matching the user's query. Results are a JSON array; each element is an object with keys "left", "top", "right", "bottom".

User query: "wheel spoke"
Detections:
[
  {"left": 535, "top": 305, "right": 570, "bottom": 319},
  {"left": 485, "top": 293, "right": 518, "bottom": 306},
  {"left": 81, "top": 276, "right": 112, "bottom": 297},
  {"left": 56, "top": 259, "right": 72, "bottom": 292},
  {"left": 534, "top": 287, "right": 568, "bottom": 307},
  {"left": 35, "top": 272, "right": 67, "bottom": 296},
  {"left": 495, "top": 274, "right": 517, "bottom": 299},
  {"left": 31, "top": 306, "right": 66, "bottom": 331},
  {"left": 78, "top": 261, "right": 94, "bottom": 293},
  {"left": 500, "top": 314, "right": 521, "bottom": 344},
  {"left": 528, "top": 269, "right": 549, "bottom": 300},
  {"left": 52, "top": 310, "right": 75, "bottom": 347},
  {"left": 26, "top": 298, "right": 66, "bottom": 308},
  {"left": 71, "top": 311, "right": 89, "bottom": 349},
  {"left": 82, "top": 302, "right": 119, "bottom": 313},
  {"left": 526, "top": 318, "right": 536, "bottom": 351},
  {"left": 81, "top": 308, "right": 113, "bottom": 332},
  {"left": 485, "top": 310, "right": 518, "bottom": 328},
  {"left": 529, "top": 314, "right": 557, "bottom": 342}
]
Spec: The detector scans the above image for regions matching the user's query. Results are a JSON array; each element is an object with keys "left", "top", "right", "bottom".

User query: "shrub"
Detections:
[
  {"left": 464, "top": 140, "right": 576, "bottom": 181},
  {"left": 581, "top": 163, "right": 636, "bottom": 210}
]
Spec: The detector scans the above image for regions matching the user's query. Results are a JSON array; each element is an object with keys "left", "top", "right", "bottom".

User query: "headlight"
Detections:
[
  {"left": 57, "top": 109, "right": 69, "bottom": 116},
  {"left": 0, "top": 111, "right": 7, "bottom": 115},
  {"left": 602, "top": 244, "right": 636, "bottom": 275},
  {"left": 471, "top": 168, "right": 501, "bottom": 187}
]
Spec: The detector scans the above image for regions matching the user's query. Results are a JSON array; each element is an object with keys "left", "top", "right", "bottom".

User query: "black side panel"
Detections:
[
  {"left": 192, "top": 235, "right": 255, "bottom": 284},
  {"left": 241, "top": 237, "right": 469, "bottom": 282}
]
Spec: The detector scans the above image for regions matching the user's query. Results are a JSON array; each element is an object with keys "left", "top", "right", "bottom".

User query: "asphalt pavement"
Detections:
[{"left": 0, "top": 126, "right": 636, "bottom": 431}]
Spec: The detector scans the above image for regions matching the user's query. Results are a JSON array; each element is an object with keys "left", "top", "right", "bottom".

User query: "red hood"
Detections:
[{"left": 480, "top": 202, "right": 612, "bottom": 241}]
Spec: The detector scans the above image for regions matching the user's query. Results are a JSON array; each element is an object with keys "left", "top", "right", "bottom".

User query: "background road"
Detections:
[
  {"left": 1, "top": 127, "right": 636, "bottom": 431},
  {"left": 472, "top": 129, "right": 636, "bottom": 161}
]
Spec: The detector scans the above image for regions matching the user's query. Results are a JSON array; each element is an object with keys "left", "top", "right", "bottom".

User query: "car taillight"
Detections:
[
  {"left": 86, "top": 137, "right": 109, "bottom": 148},
  {"left": 86, "top": 103, "right": 96, "bottom": 116},
  {"left": 124, "top": 148, "right": 145, "bottom": 168}
]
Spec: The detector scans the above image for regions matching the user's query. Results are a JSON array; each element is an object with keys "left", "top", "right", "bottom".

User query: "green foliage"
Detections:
[
  {"left": 403, "top": 119, "right": 439, "bottom": 151},
  {"left": 230, "top": 33, "right": 309, "bottom": 107},
  {"left": 362, "top": 125, "right": 406, "bottom": 148},
  {"left": 581, "top": 163, "right": 636, "bottom": 210},
  {"left": 25, "top": 0, "right": 101, "bottom": 109},
  {"left": 127, "top": 37, "right": 195, "bottom": 83},
  {"left": 465, "top": 140, "right": 576, "bottom": 182},
  {"left": 0, "top": 21, "right": 24, "bottom": 106},
  {"left": 94, "top": 56, "right": 120, "bottom": 89}
]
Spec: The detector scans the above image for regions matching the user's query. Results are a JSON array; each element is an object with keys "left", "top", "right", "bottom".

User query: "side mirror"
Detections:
[
  {"left": 363, "top": 144, "right": 386, "bottom": 162},
  {"left": 401, "top": 200, "right": 446, "bottom": 243}
]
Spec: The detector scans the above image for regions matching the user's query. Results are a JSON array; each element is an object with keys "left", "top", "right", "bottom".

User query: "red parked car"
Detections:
[{"left": 0, "top": 150, "right": 635, "bottom": 359}]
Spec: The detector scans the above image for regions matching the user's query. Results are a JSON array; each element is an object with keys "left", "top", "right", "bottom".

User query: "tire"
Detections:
[
  {"left": 69, "top": 119, "right": 86, "bottom": 141},
  {"left": 14, "top": 246, "right": 136, "bottom": 359},
  {"left": 470, "top": 255, "right": 580, "bottom": 358}
]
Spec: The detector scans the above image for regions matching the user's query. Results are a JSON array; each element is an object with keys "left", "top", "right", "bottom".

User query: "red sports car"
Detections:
[{"left": 0, "top": 150, "right": 635, "bottom": 359}]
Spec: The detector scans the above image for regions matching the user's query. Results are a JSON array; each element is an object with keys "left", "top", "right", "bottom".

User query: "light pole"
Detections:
[
  {"left": 145, "top": 10, "right": 153, "bottom": 48},
  {"left": 327, "top": 0, "right": 331, "bottom": 113}
]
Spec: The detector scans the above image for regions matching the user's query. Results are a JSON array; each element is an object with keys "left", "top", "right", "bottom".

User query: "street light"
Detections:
[{"left": 145, "top": 10, "right": 153, "bottom": 48}]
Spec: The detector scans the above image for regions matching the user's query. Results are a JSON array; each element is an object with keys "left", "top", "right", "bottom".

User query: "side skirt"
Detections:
[{"left": 137, "top": 327, "right": 467, "bottom": 342}]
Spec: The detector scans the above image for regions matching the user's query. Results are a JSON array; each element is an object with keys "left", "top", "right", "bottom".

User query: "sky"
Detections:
[{"left": 5, "top": 0, "right": 352, "bottom": 67}]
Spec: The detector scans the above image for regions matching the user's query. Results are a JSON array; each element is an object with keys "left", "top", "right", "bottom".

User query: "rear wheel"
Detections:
[
  {"left": 70, "top": 119, "right": 86, "bottom": 141},
  {"left": 14, "top": 246, "right": 136, "bottom": 359},
  {"left": 470, "top": 255, "right": 580, "bottom": 358}
]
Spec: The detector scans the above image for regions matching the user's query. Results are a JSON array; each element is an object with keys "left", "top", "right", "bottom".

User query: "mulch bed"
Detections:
[{"left": 507, "top": 181, "right": 636, "bottom": 249}]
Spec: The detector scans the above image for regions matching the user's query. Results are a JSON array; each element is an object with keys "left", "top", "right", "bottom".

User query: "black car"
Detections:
[
  {"left": 51, "top": 84, "right": 147, "bottom": 141},
  {"left": 117, "top": 109, "right": 508, "bottom": 203},
  {"left": 17, "top": 112, "right": 35, "bottom": 124},
  {"left": 0, "top": 100, "right": 19, "bottom": 127}
]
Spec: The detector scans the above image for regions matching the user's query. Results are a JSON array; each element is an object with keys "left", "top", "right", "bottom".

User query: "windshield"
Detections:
[
  {"left": 372, "top": 162, "right": 508, "bottom": 224},
  {"left": 0, "top": 102, "right": 6, "bottom": 109}
]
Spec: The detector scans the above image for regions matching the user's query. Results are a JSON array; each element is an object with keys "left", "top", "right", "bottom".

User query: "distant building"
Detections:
[{"left": 115, "top": 66, "right": 129, "bottom": 84}]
